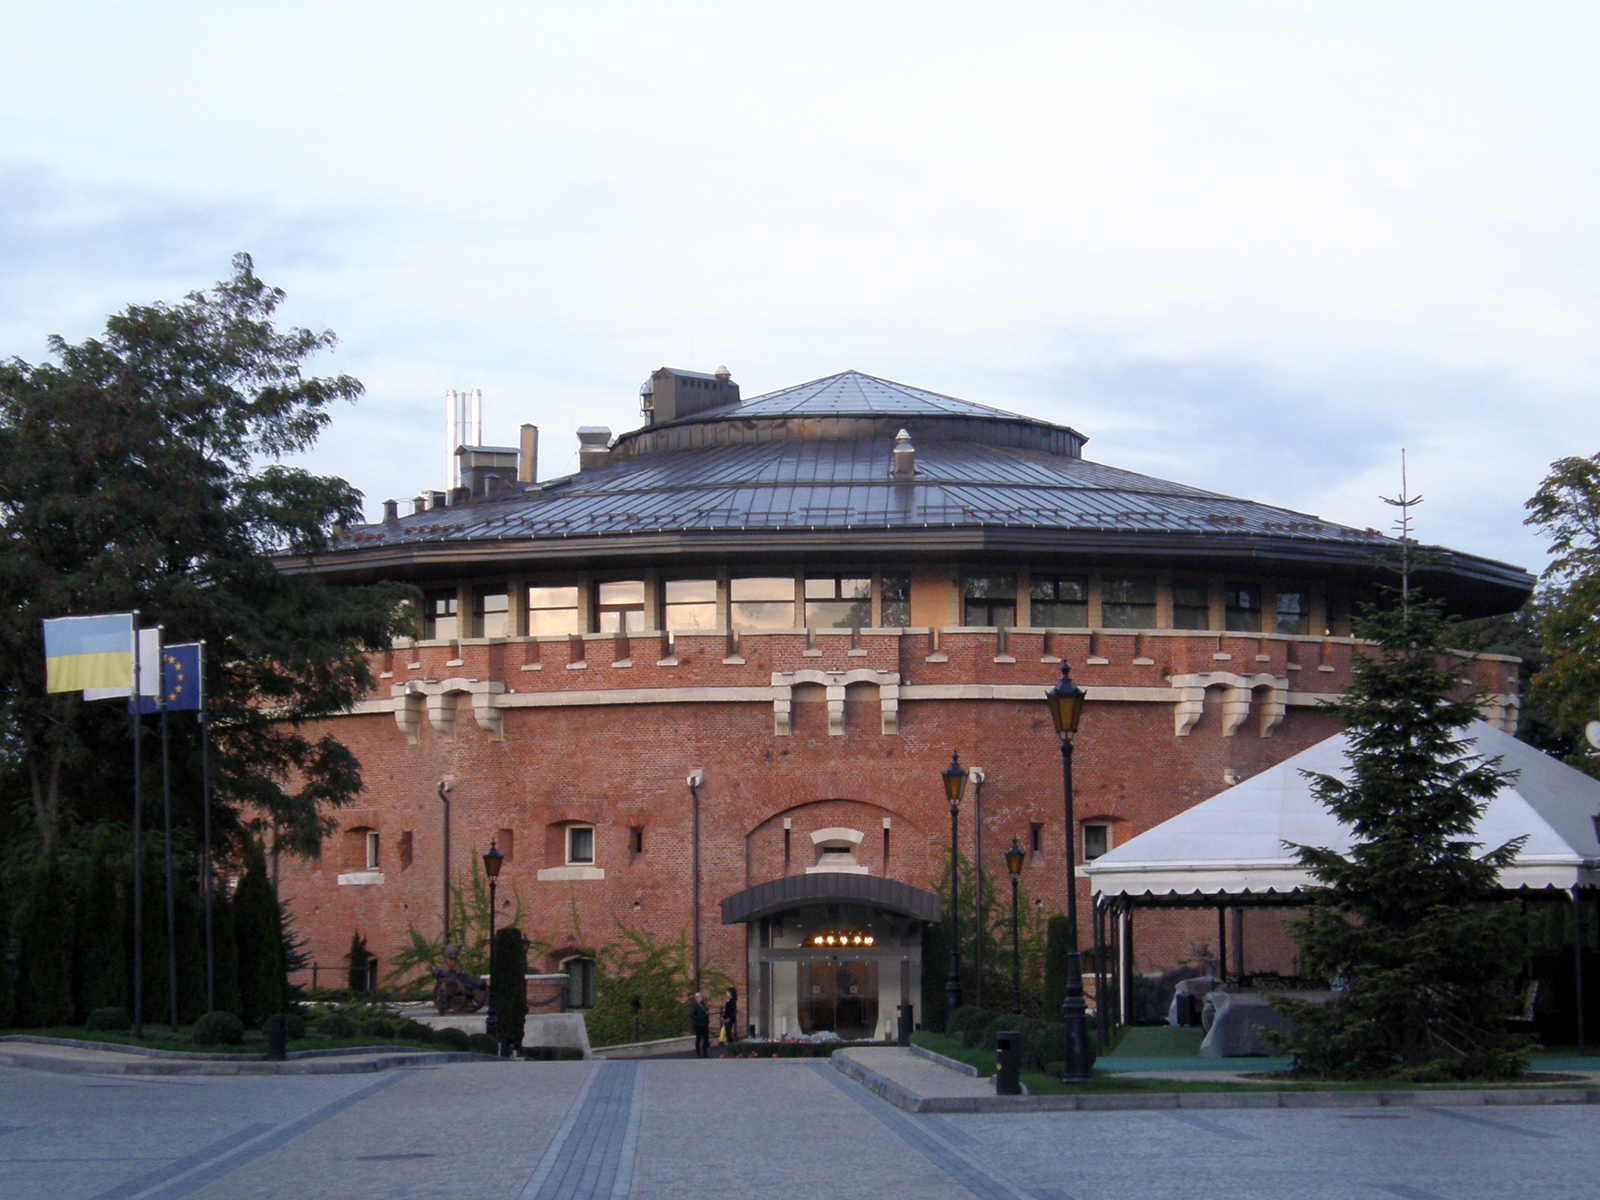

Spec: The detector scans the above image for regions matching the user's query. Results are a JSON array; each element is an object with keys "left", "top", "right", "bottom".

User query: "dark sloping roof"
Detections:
[
  {"left": 720, "top": 873, "right": 943, "bottom": 924},
  {"left": 662, "top": 370, "right": 1037, "bottom": 425},
  {"left": 344, "top": 436, "right": 1388, "bottom": 546}
]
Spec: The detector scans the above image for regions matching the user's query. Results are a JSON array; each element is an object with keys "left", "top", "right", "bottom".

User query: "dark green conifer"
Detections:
[
  {"left": 233, "top": 839, "right": 284, "bottom": 1025},
  {"left": 72, "top": 831, "right": 127, "bottom": 1021},
  {"left": 1279, "top": 599, "right": 1530, "bottom": 1081},
  {"left": 16, "top": 852, "right": 74, "bottom": 1027}
]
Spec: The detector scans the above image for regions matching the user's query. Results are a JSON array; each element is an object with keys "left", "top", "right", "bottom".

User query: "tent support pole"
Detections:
[
  {"left": 1575, "top": 886, "right": 1586, "bottom": 1054},
  {"left": 1092, "top": 898, "right": 1108, "bottom": 1051},
  {"left": 1217, "top": 905, "right": 1227, "bottom": 985}
]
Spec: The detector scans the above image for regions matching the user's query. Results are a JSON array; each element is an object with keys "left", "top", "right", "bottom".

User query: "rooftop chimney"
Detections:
[
  {"left": 382, "top": 498, "right": 400, "bottom": 524},
  {"left": 891, "top": 428, "right": 916, "bottom": 479},
  {"left": 578, "top": 427, "right": 612, "bottom": 472},
  {"left": 519, "top": 424, "right": 539, "bottom": 484}
]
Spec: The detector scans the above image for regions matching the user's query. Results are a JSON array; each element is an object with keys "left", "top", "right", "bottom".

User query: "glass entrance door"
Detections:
[{"left": 799, "top": 961, "right": 879, "bottom": 1040}]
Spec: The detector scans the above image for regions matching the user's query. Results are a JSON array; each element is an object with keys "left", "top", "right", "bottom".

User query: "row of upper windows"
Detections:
[{"left": 414, "top": 571, "right": 1349, "bottom": 640}]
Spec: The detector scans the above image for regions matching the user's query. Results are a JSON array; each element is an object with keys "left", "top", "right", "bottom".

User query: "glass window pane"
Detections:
[
  {"left": 1031, "top": 574, "right": 1089, "bottom": 627},
  {"left": 1082, "top": 824, "right": 1109, "bottom": 861},
  {"left": 805, "top": 578, "right": 835, "bottom": 600},
  {"left": 529, "top": 585, "right": 579, "bottom": 610},
  {"left": 732, "top": 602, "right": 794, "bottom": 631},
  {"left": 665, "top": 578, "right": 716, "bottom": 604},
  {"left": 1275, "top": 590, "right": 1309, "bottom": 635},
  {"left": 1225, "top": 582, "right": 1260, "bottom": 632},
  {"left": 964, "top": 574, "right": 1016, "bottom": 599},
  {"left": 422, "top": 590, "right": 458, "bottom": 641},
  {"left": 807, "top": 598, "right": 871, "bottom": 629},
  {"left": 567, "top": 826, "right": 594, "bottom": 864},
  {"left": 1172, "top": 580, "right": 1210, "bottom": 630},
  {"left": 1101, "top": 577, "right": 1156, "bottom": 629},
  {"left": 528, "top": 608, "right": 579, "bottom": 636},
  {"left": 473, "top": 588, "right": 508, "bottom": 638},
  {"left": 598, "top": 580, "right": 645, "bottom": 605},
  {"left": 880, "top": 575, "right": 911, "bottom": 627},
  {"left": 731, "top": 577, "right": 794, "bottom": 602},
  {"left": 666, "top": 603, "right": 718, "bottom": 632}
]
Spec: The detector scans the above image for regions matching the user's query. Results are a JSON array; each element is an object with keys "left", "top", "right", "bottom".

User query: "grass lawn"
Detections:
[
  {"left": 1, "top": 1026, "right": 424, "bottom": 1056},
  {"left": 909, "top": 1030, "right": 1590, "bottom": 1095}
]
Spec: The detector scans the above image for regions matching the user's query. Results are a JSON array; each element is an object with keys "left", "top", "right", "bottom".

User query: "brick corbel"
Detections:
[
  {"left": 389, "top": 677, "right": 507, "bottom": 743},
  {"left": 770, "top": 668, "right": 902, "bottom": 737},
  {"left": 1168, "top": 672, "right": 1288, "bottom": 738}
]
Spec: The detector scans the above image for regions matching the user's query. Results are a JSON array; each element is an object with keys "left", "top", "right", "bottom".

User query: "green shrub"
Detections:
[
  {"left": 283, "top": 1012, "right": 307, "bottom": 1040},
  {"left": 85, "top": 1007, "right": 131, "bottom": 1032},
  {"left": 16, "top": 852, "right": 73, "bottom": 1027},
  {"left": 193, "top": 1011, "right": 245, "bottom": 1046},
  {"left": 946, "top": 1005, "right": 992, "bottom": 1046},
  {"left": 356, "top": 1012, "right": 401, "bottom": 1038},
  {"left": 396, "top": 1018, "right": 433, "bottom": 1041},
  {"left": 318, "top": 1012, "right": 356, "bottom": 1039},
  {"left": 466, "top": 1032, "right": 498, "bottom": 1055},
  {"left": 432, "top": 1026, "right": 471, "bottom": 1051},
  {"left": 491, "top": 927, "right": 528, "bottom": 1049}
]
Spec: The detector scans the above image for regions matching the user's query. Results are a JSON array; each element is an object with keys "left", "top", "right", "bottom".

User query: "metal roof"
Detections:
[
  {"left": 720, "top": 873, "right": 943, "bottom": 924},
  {"left": 661, "top": 370, "right": 1038, "bottom": 424}
]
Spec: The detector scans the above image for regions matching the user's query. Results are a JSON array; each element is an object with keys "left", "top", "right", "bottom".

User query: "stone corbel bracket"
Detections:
[
  {"left": 770, "top": 668, "right": 902, "bottom": 736},
  {"left": 1478, "top": 692, "right": 1520, "bottom": 735},
  {"left": 389, "top": 677, "right": 507, "bottom": 743},
  {"left": 1169, "top": 672, "right": 1288, "bottom": 738}
]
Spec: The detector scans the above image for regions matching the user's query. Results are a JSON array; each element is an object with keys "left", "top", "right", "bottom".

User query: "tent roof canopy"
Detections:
[{"left": 1086, "top": 721, "right": 1600, "bottom": 902}]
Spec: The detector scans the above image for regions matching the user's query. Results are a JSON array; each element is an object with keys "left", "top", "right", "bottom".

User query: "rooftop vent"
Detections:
[
  {"left": 640, "top": 366, "right": 739, "bottom": 426},
  {"left": 578, "top": 427, "right": 613, "bottom": 471},
  {"left": 382, "top": 499, "right": 400, "bottom": 524},
  {"left": 891, "top": 428, "right": 916, "bottom": 479}
]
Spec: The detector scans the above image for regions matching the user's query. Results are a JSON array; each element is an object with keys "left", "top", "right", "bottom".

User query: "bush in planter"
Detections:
[
  {"left": 86, "top": 1007, "right": 131, "bottom": 1032},
  {"left": 947, "top": 1005, "right": 993, "bottom": 1046},
  {"left": 318, "top": 1012, "right": 357, "bottom": 1039},
  {"left": 466, "top": 1032, "right": 498, "bottom": 1055},
  {"left": 396, "top": 1018, "right": 433, "bottom": 1041},
  {"left": 193, "top": 1011, "right": 245, "bottom": 1046},
  {"left": 282, "top": 1012, "right": 307, "bottom": 1040},
  {"left": 432, "top": 1026, "right": 471, "bottom": 1051}
]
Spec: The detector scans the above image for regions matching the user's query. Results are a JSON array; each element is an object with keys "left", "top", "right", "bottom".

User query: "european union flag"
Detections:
[{"left": 136, "top": 643, "right": 202, "bottom": 714}]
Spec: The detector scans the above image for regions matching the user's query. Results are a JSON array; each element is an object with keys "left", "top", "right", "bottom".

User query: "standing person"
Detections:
[
  {"left": 719, "top": 987, "right": 738, "bottom": 1054},
  {"left": 690, "top": 991, "right": 710, "bottom": 1059}
]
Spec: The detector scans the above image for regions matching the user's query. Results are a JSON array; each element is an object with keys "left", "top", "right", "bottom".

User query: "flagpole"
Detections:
[
  {"left": 131, "top": 615, "right": 143, "bottom": 1040},
  {"left": 159, "top": 631, "right": 178, "bottom": 1033},
  {"left": 199, "top": 642, "right": 214, "bottom": 1015}
]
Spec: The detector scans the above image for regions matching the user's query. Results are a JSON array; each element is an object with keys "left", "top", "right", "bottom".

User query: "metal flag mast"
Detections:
[
  {"left": 200, "top": 641, "right": 214, "bottom": 1014},
  {"left": 158, "top": 630, "right": 178, "bottom": 1033},
  {"left": 131, "top": 615, "right": 143, "bottom": 1039}
]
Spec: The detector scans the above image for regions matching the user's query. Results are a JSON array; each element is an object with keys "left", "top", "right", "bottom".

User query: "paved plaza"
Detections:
[{"left": 5, "top": 1057, "right": 1599, "bottom": 1200}]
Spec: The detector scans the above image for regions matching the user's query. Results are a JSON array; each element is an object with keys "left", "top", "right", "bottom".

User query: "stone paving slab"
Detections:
[
  {"left": 0, "top": 1040, "right": 495, "bottom": 1076},
  {"left": 834, "top": 1045, "right": 1600, "bottom": 1114}
]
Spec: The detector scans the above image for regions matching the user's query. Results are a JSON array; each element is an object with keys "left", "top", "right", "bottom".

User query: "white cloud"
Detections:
[{"left": 3, "top": 1, "right": 1598, "bottom": 574}]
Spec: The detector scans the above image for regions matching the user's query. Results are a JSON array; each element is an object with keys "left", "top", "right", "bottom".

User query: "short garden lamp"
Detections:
[
  {"left": 483, "top": 839, "right": 504, "bottom": 1048},
  {"left": 942, "top": 752, "right": 969, "bottom": 1019},
  {"left": 1005, "top": 837, "right": 1026, "bottom": 1016}
]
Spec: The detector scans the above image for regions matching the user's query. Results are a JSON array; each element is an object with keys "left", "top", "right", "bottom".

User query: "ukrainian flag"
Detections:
[{"left": 42, "top": 613, "right": 135, "bottom": 693}]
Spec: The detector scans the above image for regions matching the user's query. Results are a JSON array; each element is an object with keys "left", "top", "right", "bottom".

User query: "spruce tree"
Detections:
[
  {"left": 211, "top": 887, "right": 241, "bottom": 1016},
  {"left": 1279, "top": 599, "right": 1530, "bottom": 1081},
  {"left": 491, "top": 927, "right": 528, "bottom": 1051},
  {"left": 0, "top": 871, "right": 13, "bottom": 1025},
  {"left": 233, "top": 840, "right": 284, "bottom": 1026},
  {"left": 72, "top": 832, "right": 127, "bottom": 1021},
  {"left": 16, "top": 852, "right": 74, "bottom": 1027},
  {"left": 1043, "top": 914, "right": 1072, "bottom": 1019}
]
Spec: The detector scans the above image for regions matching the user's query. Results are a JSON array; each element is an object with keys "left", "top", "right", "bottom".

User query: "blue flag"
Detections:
[{"left": 136, "top": 643, "right": 202, "bottom": 714}]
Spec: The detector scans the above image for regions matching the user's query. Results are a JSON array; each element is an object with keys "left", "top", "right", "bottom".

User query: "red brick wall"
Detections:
[{"left": 278, "top": 630, "right": 1520, "bottom": 996}]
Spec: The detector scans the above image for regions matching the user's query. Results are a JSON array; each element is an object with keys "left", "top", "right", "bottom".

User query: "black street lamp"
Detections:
[
  {"left": 942, "top": 752, "right": 969, "bottom": 1019},
  {"left": 1045, "top": 662, "right": 1093, "bottom": 1083},
  {"left": 1005, "top": 837, "right": 1026, "bottom": 1016},
  {"left": 483, "top": 840, "right": 504, "bottom": 1052}
]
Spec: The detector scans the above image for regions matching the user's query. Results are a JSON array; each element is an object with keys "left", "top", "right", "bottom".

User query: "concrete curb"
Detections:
[
  {"left": 593, "top": 1035, "right": 697, "bottom": 1060},
  {"left": 0, "top": 1035, "right": 457, "bottom": 1063},
  {"left": 0, "top": 1044, "right": 501, "bottom": 1077},
  {"left": 832, "top": 1052, "right": 1600, "bottom": 1114},
  {"left": 907, "top": 1042, "right": 980, "bottom": 1077}
]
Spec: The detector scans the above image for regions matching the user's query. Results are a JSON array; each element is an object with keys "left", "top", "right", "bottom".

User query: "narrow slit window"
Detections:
[{"left": 365, "top": 830, "right": 381, "bottom": 871}]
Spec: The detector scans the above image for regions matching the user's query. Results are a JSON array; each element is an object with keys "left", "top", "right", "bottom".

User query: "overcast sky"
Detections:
[{"left": 3, "top": 2, "right": 1596, "bottom": 575}]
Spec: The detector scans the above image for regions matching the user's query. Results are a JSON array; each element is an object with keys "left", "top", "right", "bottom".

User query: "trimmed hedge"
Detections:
[
  {"left": 86, "top": 1007, "right": 131, "bottom": 1032},
  {"left": 193, "top": 1011, "right": 244, "bottom": 1046}
]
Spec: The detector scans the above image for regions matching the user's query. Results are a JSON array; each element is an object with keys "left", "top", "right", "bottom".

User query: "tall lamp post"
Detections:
[
  {"left": 1005, "top": 838, "right": 1026, "bottom": 1016},
  {"left": 1045, "top": 662, "right": 1093, "bottom": 1082},
  {"left": 483, "top": 840, "right": 504, "bottom": 1050},
  {"left": 942, "top": 752, "right": 969, "bottom": 1019}
]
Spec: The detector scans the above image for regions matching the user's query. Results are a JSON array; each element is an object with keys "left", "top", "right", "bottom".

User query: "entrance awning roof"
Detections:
[
  {"left": 720, "top": 873, "right": 943, "bottom": 925},
  {"left": 1086, "top": 721, "right": 1600, "bottom": 901}
]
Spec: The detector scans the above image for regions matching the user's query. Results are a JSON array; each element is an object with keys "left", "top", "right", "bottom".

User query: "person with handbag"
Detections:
[{"left": 718, "top": 987, "right": 738, "bottom": 1053}]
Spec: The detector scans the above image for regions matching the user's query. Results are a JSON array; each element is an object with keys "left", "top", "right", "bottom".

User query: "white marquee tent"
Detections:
[{"left": 1086, "top": 721, "right": 1600, "bottom": 901}]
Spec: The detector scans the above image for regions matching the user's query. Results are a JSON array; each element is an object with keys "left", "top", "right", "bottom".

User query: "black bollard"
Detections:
[
  {"left": 995, "top": 1030, "right": 1021, "bottom": 1096},
  {"left": 898, "top": 1003, "right": 913, "bottom": 1047},
  {"left": 265, "top": 1014, "right": 288, "bottom": 1062}
]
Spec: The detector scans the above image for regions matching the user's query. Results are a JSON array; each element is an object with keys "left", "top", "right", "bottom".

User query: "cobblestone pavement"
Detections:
[{"left": 8, "top": 1059, "right": 1600, "bottom": 1200}]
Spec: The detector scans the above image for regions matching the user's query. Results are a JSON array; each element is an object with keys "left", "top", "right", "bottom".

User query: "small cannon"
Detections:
[{"left": 432, "top": 945, "right": 489, "bottom": 1014}]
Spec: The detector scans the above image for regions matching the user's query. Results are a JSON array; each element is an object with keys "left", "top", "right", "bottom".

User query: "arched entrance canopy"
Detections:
[{"left": 719, "top": 874, "right": 942, "bottom": 925}]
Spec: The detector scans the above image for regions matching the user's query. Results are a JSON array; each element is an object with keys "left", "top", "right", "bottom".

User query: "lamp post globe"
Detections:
[
  {"left": 942, "top": 752, "right": 968, "bottom": 1020},
  {"left": 1045, "top": 663, "right": 1094, "bottom": 1082},
  {"left": 483, "top": 840, "right": 504, "bottom": 1049},
  {"left": 1005, "top": 837, "right": 1025, "bottom": 1016}
]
